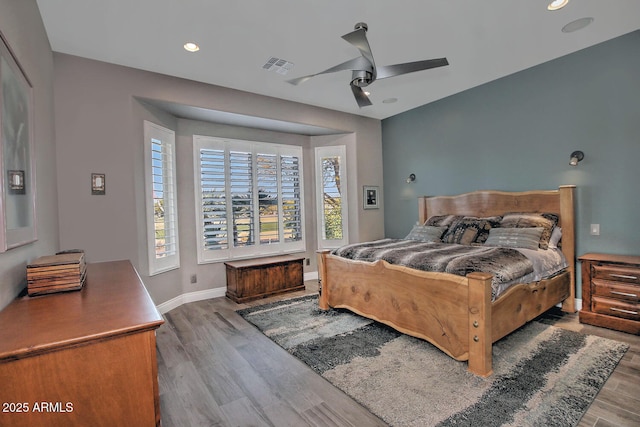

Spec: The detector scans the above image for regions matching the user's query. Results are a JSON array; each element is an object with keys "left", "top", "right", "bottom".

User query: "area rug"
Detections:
[{"left": 238, "top": 294, "right": 629, "bottom": 427}]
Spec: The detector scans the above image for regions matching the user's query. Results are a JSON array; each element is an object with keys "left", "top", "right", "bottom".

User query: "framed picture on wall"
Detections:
[
  {"left": 91, "top": 173, "right": 106, "bottom": 195},
  {"left": 0, "top": 31, "right": 37, "bottom": 252},
  {"left": 363, "top": 186, "right": 379, "bottom": 209}
]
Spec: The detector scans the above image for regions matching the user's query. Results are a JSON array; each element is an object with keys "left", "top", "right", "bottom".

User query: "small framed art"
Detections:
[
  {"left": 91, "top": 173, "right": 105, "bottom": 195},
  {"left": 363, "top": 186, "right": 379, "bottom": 209}
]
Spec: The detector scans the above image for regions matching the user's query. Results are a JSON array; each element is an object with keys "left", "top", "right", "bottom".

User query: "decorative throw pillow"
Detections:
[
  {"left": 405, "top": 225, "right": 447, "bottom": 242},
  {"left": 424, "top": 214, "right": 463, "bottom": 228},
  {"left": 500, "top": 212, "right": 559, "bottom": 250},
  {"left": 441, "top": 216, "right": 502, "bottom": 245},
  {"left": 485, "top": 227, "right": 544, "bottom": 250}
]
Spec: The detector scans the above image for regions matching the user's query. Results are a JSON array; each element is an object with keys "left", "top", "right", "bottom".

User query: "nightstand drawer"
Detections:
[
  {"left": 592, "top": 296, "right": 640, "bottom": 321},
  {"left": 593, "top": 264, "right": 640, "bottom": 285},
  {"left": 579, "top": 253, "right": 640, "bottom": 334},
  {"left": 592, "top": 279, "right": 639, "bottom": 303}
]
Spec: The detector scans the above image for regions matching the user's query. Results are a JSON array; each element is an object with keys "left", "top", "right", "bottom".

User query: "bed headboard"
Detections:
[{"left": 418, "top": 185, "right": 577, "bottom": 312}]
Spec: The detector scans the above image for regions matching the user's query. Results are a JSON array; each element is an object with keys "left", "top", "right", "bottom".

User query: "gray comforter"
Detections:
[{"left": 332, "top": 239, "right": 534, "bottom": 299}]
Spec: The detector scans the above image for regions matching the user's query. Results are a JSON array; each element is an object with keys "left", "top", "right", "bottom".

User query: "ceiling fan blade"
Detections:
[
  {"left": 350, "top": 84, "right": 372, "bottom": 107},
  {"left": 342, "top": 28, "right": 376, "bottom": 75},
  {"left": 376, "top": 58, "right": 449, "bottom": 80},
  {"left": 286, "top": 56, "right": 372, "bottom": 85}
]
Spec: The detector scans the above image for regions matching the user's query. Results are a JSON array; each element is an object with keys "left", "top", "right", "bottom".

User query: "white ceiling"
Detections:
[{"left": 37, "top": 0, "right": 640, "bottom": 121}]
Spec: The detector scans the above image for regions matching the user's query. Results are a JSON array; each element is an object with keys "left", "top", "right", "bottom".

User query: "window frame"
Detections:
[
  {"left": 193, "top": 135, "right": 305, "bottom": 264},
  {"left": 315, "top": 145, "right": 349, "bottom": 249},
  {"left": 143, "top": 120, "right": 180, "bottom": 275}
]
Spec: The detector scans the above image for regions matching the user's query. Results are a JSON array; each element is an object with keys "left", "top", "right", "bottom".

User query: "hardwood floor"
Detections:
[
  {"left": 156, "top": 281, "right": 640, "bottom": 427},
  {"left": 542, "top": 308, "right": 640, "bottom": 427}
]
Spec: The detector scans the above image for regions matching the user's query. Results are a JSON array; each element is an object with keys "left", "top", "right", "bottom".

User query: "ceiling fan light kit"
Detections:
[{"left": 287, "top": 22, "right": 449, "bottom": 108}]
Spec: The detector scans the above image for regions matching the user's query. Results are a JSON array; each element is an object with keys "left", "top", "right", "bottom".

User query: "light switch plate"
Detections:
[{"left": 590, "top": 224, "right": 600, "bottom": 235}]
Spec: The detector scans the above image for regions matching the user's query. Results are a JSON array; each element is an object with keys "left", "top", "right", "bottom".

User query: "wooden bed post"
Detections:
[
  {"left": 559, "top": 185, "right": 577, "bottom": 313},
  {"left": 317, "top": 250, "right": 330, "bottom": 311},
  {"left": 467, "top": 272, "right": 493, "bottom": 377}
]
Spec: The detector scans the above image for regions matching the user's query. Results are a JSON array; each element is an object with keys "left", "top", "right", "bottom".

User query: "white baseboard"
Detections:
[
  {"left": 304, "top": 271, "right": 318, "bottom": 281},
  {"left": 557, "top": 298, "right": 582, "bottom": 312},
  {"left": 157, "top": 271, "right": 319, "bottom": 314},
  {"left": 156, "top": 287, "right": 226, "bottom": 314}
]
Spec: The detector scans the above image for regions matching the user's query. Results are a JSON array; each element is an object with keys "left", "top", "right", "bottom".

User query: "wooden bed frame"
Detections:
[{"left": 317, "top": 185, "right": 576, "bottom": 377}]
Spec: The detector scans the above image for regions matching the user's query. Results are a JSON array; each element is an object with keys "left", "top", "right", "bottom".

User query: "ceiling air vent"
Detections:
[{"left": 263, "top": 57, "right": 294, "bottom": 75}]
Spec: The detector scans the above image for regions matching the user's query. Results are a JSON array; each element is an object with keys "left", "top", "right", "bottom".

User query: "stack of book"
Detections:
[{"left": 27, "top": 252, "right": 87, "bottom": 296}]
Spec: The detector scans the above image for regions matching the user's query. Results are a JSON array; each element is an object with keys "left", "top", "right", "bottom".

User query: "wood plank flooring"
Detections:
[{"left": 156, "top": 281, "right": 640, "bottom": 427}]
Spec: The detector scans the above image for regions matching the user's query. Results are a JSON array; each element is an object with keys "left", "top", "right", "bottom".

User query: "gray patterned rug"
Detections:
[{"left": 238, "top": 295, "right": 629, "bottom": 427}]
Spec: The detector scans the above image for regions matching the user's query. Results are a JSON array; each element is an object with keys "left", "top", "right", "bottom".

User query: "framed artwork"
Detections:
[
  {"left": 0, "top": 32, "right": 36, "bottom": 252},
  {"left": 363, "top": 185, "right": 379, "bottom": 209},
  {"left": 91, "top": 173, "right": 106, "bottom": 195}
]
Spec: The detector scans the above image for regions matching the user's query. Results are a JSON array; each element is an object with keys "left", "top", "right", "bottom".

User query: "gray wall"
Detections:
[
  {"left": 0, "top": 0, "right": 59, "bottom": 310},
  {"left": 52, "top": 53, "right": 383, "bottom": 305},
  {"left": 382, "top": 31, "right": 640, "bottom": 298}
]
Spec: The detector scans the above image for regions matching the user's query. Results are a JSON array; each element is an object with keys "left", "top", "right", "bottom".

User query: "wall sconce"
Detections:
[
  {"left": 406, "top": 173, "right": 416, "bottom": 183},
  {"left": 569, "top": 151, "right": 584, "bottom": 166}
]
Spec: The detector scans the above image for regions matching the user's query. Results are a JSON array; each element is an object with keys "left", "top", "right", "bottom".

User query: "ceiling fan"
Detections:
[{"left": 287, "top": 22, "right": 449, "bottom": 108}]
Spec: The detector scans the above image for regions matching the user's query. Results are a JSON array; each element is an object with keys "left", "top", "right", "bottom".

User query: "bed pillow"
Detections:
[
  {"left": 484, "top": 227, "right": 544, "bottom": 250},
  {"left": 441, "top": 216, "right": 502, "bottom": 245},
  {"left": 548, "top": 226, "right": 562, "bottom": 249},
  {"left": 405, "top": 225, "right": 447, "bottom": 242},
  {"left": 499, "top": 212, "right": 559, "bottom": 250},
  {"left": 424, "top": 214, "right": 463, "bottom": 228}
]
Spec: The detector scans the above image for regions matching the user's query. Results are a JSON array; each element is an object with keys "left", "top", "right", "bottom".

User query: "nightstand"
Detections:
[{"left": 579, "top": 253, "right": 640, "bottom": 335}]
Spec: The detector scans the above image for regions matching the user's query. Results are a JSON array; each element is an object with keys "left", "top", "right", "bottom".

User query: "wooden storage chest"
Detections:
[{"left": 225, "top": 255, "right": 305, "bottom": 303}]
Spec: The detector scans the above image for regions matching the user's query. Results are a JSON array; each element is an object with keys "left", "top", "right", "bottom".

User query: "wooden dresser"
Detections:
[
  {"left": 0, "top": 260, "right": 164, "bottom": 427},
  {"left": 225, "top": 255, "right": 304, "bottom": 303},
  {"left": 579, "top": 253, "right": 640, "bottom": 335}
]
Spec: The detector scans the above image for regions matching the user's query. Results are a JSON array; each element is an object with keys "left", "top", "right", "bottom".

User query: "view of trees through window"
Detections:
[{"left": 321, "top": 156, "right": 343, "bottom": 240}]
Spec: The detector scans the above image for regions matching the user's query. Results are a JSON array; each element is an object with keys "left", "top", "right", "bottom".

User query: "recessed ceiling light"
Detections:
[
  {"left": 562, "top": 17, "right": 594, "bottom": 33},
  {"left": 183, "top": 42, "right": 200, "bottom": 52},
  {"left": 547, "top": 0, "right": 569, "bottom": 11}
]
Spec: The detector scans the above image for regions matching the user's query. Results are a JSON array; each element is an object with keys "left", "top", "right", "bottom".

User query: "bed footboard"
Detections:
[{"left": 317, "top": 250, "right": 495, "bottom": 376}]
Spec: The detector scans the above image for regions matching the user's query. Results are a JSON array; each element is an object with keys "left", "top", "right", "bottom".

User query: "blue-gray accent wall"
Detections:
[{"left": 382, "top": 31, "right": 640, "bottom": 297}]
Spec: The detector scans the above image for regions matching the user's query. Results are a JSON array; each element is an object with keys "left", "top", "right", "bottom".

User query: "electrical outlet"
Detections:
[
  {"left": 590, "top": 224, "right": 600, "bottom": 236},
  {"left": 190, "top": 274, "right": 197, "bottom": 284}
]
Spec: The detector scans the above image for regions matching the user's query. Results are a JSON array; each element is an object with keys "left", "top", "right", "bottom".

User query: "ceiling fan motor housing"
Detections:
[
  {"left": 354, "top": 22, "right": 368, "bottom": 32},
  {"left": 351, "top": 69, "right": 373, "bottom": 87}
]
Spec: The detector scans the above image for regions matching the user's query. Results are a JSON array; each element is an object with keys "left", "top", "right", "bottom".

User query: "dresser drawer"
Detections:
[
  {"left": 592, "top": 296, "right": 640, "bottom": 321},
  {"left": 592, "top": 264, "right": 640, "bottom": 285},
  {"left": 592, "top": 279, "right": 640, "bottom": 303}
]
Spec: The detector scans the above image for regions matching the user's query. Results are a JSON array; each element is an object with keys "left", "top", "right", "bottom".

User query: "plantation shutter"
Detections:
[
  {"left": 194, "top": 136, "right": 305, "bottom": 263},
  {"left": 200, "top": 148, "right": 228, "bottom": 251},
  {"left": 229, "top": 150, "right": 254, "bottom": 247},
  {"left": 281, "top": 154, "right": 302, "bottom": 242},
  {"left": 144, "top": 121, "right": 179, "bottom": 275},
  {"left": 257, "top": 153, "right": 279, "bottom": 244},
  {"left": 151, "top": 138, "right": 178, "bottom": 258}
]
